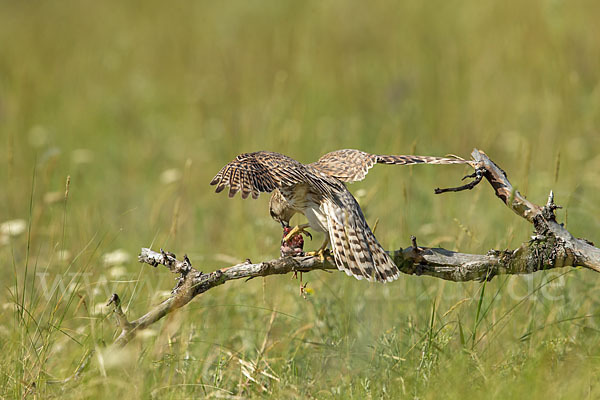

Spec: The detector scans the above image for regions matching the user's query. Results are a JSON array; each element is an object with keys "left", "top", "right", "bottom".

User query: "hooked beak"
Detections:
[{"left": 280, "top": 220, "right": 290, "bottom": 228}]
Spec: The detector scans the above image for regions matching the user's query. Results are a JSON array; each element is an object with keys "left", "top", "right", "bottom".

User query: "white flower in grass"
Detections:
[
  {"left": 102, "top": 249, "right": 131, "bottom": 266},
  {"left": 0, "top": 219, "right": 26, "bottom": 237},
  {"left": 43, "top": 191, "right": 63, "bottom": 204},
  {"left": 67, "top": 282, "right": 78, "bottom": 293},
  {"left": 72, "top": 149, "right": 94, "bottom": 164},
  {"left": 355, "top": 189, "right": 367, "bottom": 205},
  {"left": 160, "top": 168, "right": 182, "bottom": 184},
  {"left": 418, "top": 223, "right": 436, "bottom": 235},
  {"left": 109, "top": 266, "right": 127, "bottom": 278},
  {"left": 93, "top": 302, "right": 108, "bottom": 316},
  {"left": 137, "top": 329, "right": 157, "bottom": 340},
  {"left": 28, "top": 125, "right": 49, "bottom": 148},
  {"left": 57, "top": 250, "right": 71, "bottom": 262},
  {"left": 0, "top": 325, "right": 9, "bottom": 336},
  {"left": 99, "top": 347, "right": 136, "bottom": 369},
  {"left": 52, "top": 342, "right": 64, "bottom": 354},
  {"left": 97, "top": 275, "right": 108, "bottom": 287}
]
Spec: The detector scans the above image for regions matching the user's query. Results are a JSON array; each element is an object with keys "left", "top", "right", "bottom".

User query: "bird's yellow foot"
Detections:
[
  {"left": 282, "top": 224, "right": 312, "bottom": 243},
  {"left": 306, "top": 248, "right": 329, "bottom": 262},
  {"left": 305, "top": 238, "right": 330, "bottom": 262}
]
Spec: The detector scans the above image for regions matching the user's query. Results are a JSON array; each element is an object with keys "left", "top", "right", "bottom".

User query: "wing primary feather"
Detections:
[
  {"left": 240, "top": 171, "right": 251, "bottom": 199},
  {"left": 228, "top": 166, "right": 239, "bottom": 198}
]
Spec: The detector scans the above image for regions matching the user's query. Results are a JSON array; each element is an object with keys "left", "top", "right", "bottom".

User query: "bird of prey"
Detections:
[{"left": 210, "top": 149, "right": 470, "bottom": 283}]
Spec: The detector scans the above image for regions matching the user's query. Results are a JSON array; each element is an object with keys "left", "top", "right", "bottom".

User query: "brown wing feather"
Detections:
[
  {"left": 309, "top": 149, "right": 378, "bottom": 183},
  {"left": 210, "top": 151, "right": 301, "bottom": 198},
  {"left": 210, "top": 151, "right": 340, "bottom": 199},
  {"left": 310, "top": 149, "right": 470, "bottom": 183}
]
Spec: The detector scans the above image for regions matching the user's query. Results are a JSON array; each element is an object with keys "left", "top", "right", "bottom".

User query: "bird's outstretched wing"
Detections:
[
  {"left": 210, "top": 151, "right": 336, "bottom": 199},
  {"left": 309, "top": 149, "right": 470, "bottom": 183}
]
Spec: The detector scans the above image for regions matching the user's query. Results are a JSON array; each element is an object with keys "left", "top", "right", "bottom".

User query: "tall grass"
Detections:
[{"left": 1, "top": 0, "right": 600, "bottom": 398}]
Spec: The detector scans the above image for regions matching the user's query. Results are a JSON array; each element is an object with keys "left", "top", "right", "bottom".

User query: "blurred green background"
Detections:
[{"left": 1, "top": 0, "right": 600, "bottom": 398}]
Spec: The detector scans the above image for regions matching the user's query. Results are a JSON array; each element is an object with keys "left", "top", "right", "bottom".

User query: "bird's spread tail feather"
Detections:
[{"left": 324, "top": 200, "right": 399, "bottom": 283}]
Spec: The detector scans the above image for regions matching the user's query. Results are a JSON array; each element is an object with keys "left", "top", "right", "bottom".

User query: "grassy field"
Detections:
[{"left": 1, "top": 0, "right": 600, "bottom": 398}]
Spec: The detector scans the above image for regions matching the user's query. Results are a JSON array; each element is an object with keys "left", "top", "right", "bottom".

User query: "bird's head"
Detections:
[{"left": 269, "top": 190, "right": 296, "bottom": 228}]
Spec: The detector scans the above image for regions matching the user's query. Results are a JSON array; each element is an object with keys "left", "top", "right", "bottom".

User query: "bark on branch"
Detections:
[{"left": 108, "top": 149, "right": 600, "bottom": 347}]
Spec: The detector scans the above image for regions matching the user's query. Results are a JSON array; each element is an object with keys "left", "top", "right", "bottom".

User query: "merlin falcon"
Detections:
[{"left": 210, "top": 149, "right": 470, "bottom": 283}]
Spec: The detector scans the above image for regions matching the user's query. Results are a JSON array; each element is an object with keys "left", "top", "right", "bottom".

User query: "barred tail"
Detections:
[
  {"left": 323, "top": 199, "right": 399, "bottom": 283},
  {"left": 376, "top": 154, "right": 469, "bottom": 166}
]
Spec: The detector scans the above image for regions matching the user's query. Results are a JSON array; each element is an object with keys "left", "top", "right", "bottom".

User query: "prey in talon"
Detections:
[
  {"left": 279, "top": 225, "right": 313, "bottom": 297},
  {"left": 280, "top": 224, "right": 311, "bottom": 257}
]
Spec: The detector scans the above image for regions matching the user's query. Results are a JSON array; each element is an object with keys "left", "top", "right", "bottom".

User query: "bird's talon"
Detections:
[
  {"left": 306, "top": 248, "right": 328, "bottom": 262},
  {"left": 283, "top": 224, "right": 312, "bottom": 243}
]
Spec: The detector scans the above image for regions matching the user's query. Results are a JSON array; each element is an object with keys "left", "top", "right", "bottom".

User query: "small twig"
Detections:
[
  {"left": 107, "top": 293, "right": 131, "bottom": 330},
  {"left": 435, "top": 168, "right": 484, "bottom": 194},
  {"left": 542, "top": 190, "right": 562, "bottom": 220},
  {"left": 47, "top": 349, "right": 95, "bottom": 384},
  {"left": 411, "top": 235, "right": 419, "bottom": 250}
]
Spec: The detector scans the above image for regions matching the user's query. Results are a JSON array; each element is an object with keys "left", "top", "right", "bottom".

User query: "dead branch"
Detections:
[
  {"left": 468, "top": 149, "right": 600, "bottom": 273},
  {"left": 108, "top": 148, "right": 600, "bottom": 347}
]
